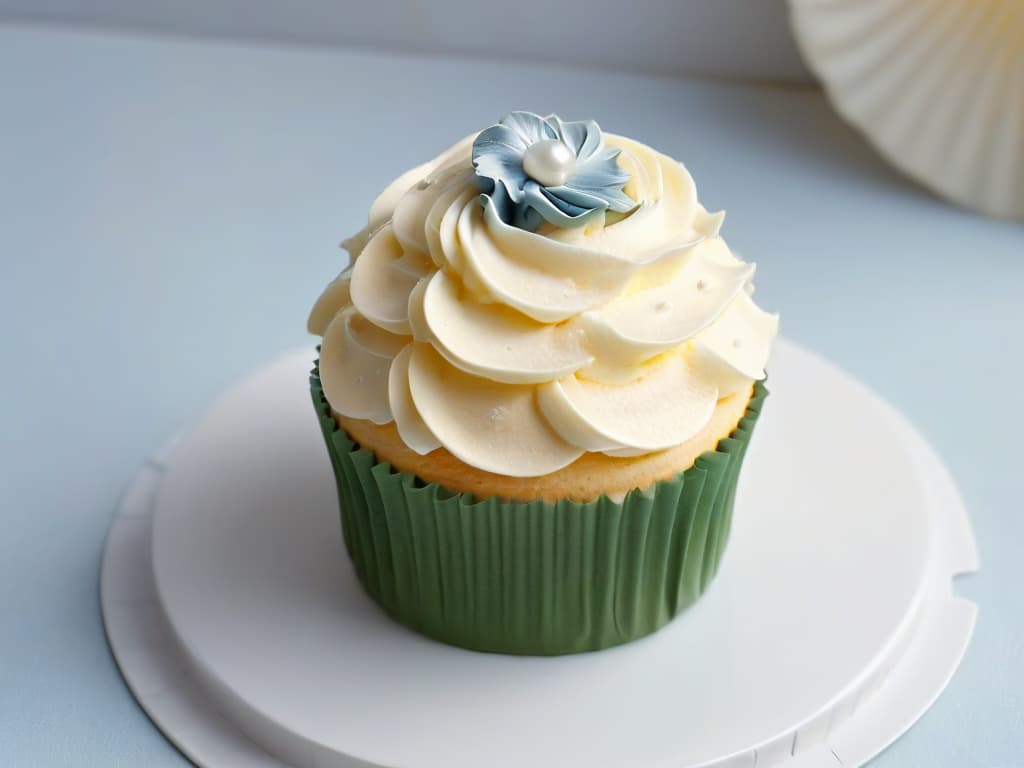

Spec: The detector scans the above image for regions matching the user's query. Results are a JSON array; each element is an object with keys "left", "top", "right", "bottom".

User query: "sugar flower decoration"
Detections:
[{"left": 472, "top": 111, "right": 635, "bottom": 231}]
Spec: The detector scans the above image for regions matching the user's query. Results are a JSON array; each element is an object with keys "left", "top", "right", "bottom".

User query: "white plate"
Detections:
[
  {"left": 101, "top": 338, "right": 978, "bottom": 768},
  {"left": 790, "top": 0, "right": 1024, "bottom": 221}
]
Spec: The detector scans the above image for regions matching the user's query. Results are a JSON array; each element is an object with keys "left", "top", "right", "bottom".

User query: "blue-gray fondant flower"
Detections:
[{"left": 472, "top": 111, "right": 635, "bottom": 231}]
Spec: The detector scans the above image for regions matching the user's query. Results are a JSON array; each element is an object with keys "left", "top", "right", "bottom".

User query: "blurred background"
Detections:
[
  {"left": 0, "top": 0, "right": 811, "bottom": 82},
  {"left": 1, "top": 3, "right": 1021, "bottom": 768}
]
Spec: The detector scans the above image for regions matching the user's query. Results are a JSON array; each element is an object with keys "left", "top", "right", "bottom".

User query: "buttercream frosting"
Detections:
[{"left": 310, "top": 113, "right": 778, "bottom": 477}]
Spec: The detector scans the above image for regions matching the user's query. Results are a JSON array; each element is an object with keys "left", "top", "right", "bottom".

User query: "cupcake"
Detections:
[{"left": 308, "top": 112, "right": 777, "bottom": 655}]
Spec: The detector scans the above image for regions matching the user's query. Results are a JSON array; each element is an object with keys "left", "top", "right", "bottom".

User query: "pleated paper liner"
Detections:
[{"left": 311, "top": 364, "right": 767, "bottom": 655}]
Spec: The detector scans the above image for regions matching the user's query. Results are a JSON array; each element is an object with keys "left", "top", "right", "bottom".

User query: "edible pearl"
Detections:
[{"left": 522, "top": 139, "right": 576, "bottom": 187}]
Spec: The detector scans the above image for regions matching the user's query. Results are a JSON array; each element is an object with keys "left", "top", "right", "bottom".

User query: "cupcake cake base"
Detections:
[
  {"left": 314, "top": 372, "right": 766, "bottom": 656},
  {"left": 102, "top": 338, "right": 978, "bottom": 768}
]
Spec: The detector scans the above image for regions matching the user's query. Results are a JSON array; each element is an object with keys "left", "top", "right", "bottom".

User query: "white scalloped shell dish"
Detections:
[{"left": 789, "top": 0, "right": 1024, "bottom": 221}]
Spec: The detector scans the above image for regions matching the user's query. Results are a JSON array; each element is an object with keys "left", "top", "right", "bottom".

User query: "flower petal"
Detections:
[
  {"left": 472, "top": 123, "right": 529, "bottom": 153},
  {"left": 544, "top": 185, "right": 610, "bottom": 213},
  {"left": 568, "top": 149, "right": 632, "bottom": 189},
  {"left": 548, "top": 115, "right": 602, "bottom": 160},
  {"left": 472, "top": 126, "right": 530, "bottom": 206},
  {"left": 501, "top": 111, "right": 557, "bottom": 146},
  {"left": 520, "top": 181, "right": 604, "bottom": 229}
]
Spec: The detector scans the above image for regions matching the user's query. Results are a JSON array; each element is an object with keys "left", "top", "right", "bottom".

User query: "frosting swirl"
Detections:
[{"left": 310, "top": 117, "right": 778, "bottom": 477}]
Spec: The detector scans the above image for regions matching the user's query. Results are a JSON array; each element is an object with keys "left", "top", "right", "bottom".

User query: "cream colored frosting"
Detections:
[{"left": 310, "top": 132, "right": 778, "bottom": 477}]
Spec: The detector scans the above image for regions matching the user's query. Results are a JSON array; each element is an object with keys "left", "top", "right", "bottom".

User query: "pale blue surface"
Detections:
[{"left": 1, "top": 24, "right": 1021, "bottom": 768}]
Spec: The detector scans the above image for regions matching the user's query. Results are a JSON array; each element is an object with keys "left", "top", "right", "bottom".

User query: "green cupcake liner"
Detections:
[{"left": 311, "top": 363, "right": 768, "bottom": 655}]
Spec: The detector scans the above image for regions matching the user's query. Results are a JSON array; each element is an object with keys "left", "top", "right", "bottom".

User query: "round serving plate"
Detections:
[
  {"left": 101, "top": 337, "right": 978, "bottom": 768},
  {"left": 789, "top": 0, "right": 1024, "bottom": 221}
]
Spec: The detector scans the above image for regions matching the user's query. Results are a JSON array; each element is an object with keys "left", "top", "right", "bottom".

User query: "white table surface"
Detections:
[{"left": 1, "top": 23, "right": 1021, "bottom": 768}]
